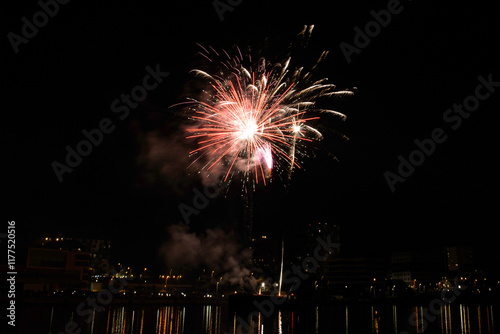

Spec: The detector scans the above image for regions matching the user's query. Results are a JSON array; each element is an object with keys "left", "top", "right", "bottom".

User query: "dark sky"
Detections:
[{"left": 3, "top": 0, "right": 499, "bottom": 274}]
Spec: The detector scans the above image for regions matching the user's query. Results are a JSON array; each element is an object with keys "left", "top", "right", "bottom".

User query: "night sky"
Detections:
[{"left": 4, "top": 1, "right": 500, "bottom": 275}]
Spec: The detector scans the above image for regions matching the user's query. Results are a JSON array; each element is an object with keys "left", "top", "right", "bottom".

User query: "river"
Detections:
[{"left": 18, "top": 302, "right": 496, "bottom": 334}]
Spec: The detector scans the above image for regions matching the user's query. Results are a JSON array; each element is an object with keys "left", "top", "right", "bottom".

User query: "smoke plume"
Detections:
[{"left": 160, "top": 224, "right": 258, "bottom": 292}]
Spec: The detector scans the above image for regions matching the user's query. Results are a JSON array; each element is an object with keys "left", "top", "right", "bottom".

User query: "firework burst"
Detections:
[{"left": 181, "top": 26, "right": 354, "bottom": 186}]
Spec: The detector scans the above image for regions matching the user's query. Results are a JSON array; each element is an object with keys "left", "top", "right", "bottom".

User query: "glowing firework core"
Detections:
[{"left": 238, "top": 118, "right": 259, "bottom": 141}]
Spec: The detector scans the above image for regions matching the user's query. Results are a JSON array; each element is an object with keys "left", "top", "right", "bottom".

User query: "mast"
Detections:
[{"left": 278, "top": 239, "right": 284, "bottom": 296}]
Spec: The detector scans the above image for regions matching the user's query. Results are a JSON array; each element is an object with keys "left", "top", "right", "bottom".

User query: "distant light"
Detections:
[{"left": 262, "top": 236, "right": 267, "bottom": 239}]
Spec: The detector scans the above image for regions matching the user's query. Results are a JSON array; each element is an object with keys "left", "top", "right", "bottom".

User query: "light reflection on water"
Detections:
[{"left": 22, "top": 302, "right": 496, "bottom": 334}]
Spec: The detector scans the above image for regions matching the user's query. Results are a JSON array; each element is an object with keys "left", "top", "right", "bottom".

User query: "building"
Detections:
[
  {"left": 445, "top": 246, "right": 474, "bottom": 274},
  {"left": 22, "top": 233, "right": 113, "bottom": 293},
  {"left": 251, "top": 235, "right": 281, "bottom": 279},
  {"left": 37, "top": 234, "right": 111, "bottom": 276},
  {"left": 89, "top": 239, "right": 111, "bottom": 276},
  {"left": 322, "top": 257, "right": 388, "bottom": 297},
  {"left": 323, "top": 257, "right": 388, "bottom": 285},
  {"left": 305, "top": 222, "right": 341, "bottom": 259},
  {"left": 390, "top": 251, "right": 444, "bottom": 288},
  {"left": 24, "top": 247, "right": 91, "bottom": 292}
]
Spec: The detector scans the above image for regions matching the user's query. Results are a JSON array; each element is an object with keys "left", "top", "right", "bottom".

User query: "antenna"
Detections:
[{"left": 278, "top": 238, "right": 284, "bottom": 296}]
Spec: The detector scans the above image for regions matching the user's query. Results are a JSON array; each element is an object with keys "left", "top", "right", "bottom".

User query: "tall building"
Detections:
[
  {"left": 445, "top": 246, "right": 474, "bottom": 274},
  {"left": 251, "top": 235, "right": 281, "bottom": 279},
  {"left": 89, "top": 239, "right": 111, "bottom": 276},
  {"left": 305, "top": 222, "right": 341, "bottom": 258}
]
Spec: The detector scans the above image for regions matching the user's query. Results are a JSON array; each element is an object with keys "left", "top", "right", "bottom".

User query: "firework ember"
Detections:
[{"left": 182, "top": 26, "right": 354, "bottom": 186}]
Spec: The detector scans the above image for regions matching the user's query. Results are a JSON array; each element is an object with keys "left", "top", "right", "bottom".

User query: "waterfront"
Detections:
[{"left": 18, "top": 302, "right": 497, "bottom": 334}]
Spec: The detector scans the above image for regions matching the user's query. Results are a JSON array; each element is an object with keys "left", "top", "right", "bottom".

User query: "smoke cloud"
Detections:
[
  {"left": 160, "top": 224, "right": 258, "bottom": 292},
  {"left": 137, "top": 128, "right": 229, "bottom": 192}
]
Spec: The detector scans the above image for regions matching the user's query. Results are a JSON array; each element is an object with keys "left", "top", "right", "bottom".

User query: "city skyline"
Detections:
[{"left": 10, "top": 224, "right": 498, "bottom": 312}]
